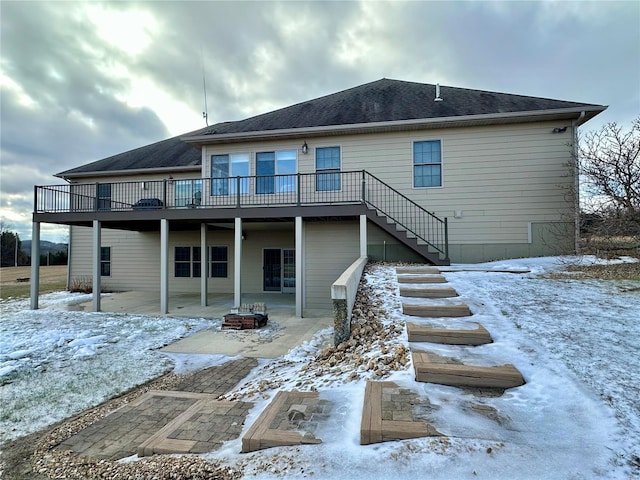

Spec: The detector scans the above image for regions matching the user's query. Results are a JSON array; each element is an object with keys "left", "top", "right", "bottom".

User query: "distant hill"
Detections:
[{"left": 21, "top": 240, "right": 68, "bottom": 254}]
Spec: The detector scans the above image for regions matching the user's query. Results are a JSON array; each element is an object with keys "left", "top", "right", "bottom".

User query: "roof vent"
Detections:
[{"left": 434, "top": 83, "right": 443, "bottom": 102}]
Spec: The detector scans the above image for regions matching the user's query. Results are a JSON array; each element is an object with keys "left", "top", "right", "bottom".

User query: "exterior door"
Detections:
[
  {"left": 263, "top": 249, "right": 282, "bottom": 291},
  {"left": 263, "top": 248, "right": 295, "bottom": 292}
]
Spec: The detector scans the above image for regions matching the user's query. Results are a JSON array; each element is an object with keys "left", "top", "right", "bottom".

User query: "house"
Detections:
[{"left": 30, "top": 78, "right": 606, "bottom": 316}]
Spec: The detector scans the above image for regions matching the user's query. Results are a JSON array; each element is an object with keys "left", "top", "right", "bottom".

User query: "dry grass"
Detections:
[
  {"left": 545, "top": 262, "right": 640, "bottom": 281},
  {"left": 0, "top": 265, "right": 68, "bottom": 300}
]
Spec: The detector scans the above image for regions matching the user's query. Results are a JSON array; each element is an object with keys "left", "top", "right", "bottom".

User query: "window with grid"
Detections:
[
  {"left": 413, "top": 140, "right": 442, "bottom": 187},
  {"left": 174, "top": 246, "right": 201, "bottom": 278},
  {"left": 100, "top": 246, "right": 111, "bottom": 276},
  {"left": 315, "top": 146, "right": 341, "bottom": 191},
  {"left": 209, "top": 246, "right": 228, "bottom": 278}
]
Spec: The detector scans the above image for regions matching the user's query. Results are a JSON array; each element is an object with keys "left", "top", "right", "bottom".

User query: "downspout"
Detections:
[{"left": 572, "top": 111, "right": 585, "bottom": 254}]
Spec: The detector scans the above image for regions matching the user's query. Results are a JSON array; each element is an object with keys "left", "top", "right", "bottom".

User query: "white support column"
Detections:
[
  {"left": 30, "top": 221, "right": 41, "bottom": 310},
  {"left": 234, "top": 217, "right": 242, "bottom": 308},
  {"left": 360, "top": 214, "right": 368, "bottom": 257},
  {"left": 92, "top": 220, "right": 101, "bottom": 312},
  {"left": 200, "top": 223, "right": 208, "bottom": 307},
  {"left": 295, "top": 216, "right": 303, "bottom": 318},
  {"left": 160, "top": 219, "right": 169, "bottom": 314}
]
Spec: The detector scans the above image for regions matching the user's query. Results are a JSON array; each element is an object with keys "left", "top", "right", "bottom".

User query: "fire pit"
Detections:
[{"left": 222, "top": 303, "right": 268, "bottom": 330}]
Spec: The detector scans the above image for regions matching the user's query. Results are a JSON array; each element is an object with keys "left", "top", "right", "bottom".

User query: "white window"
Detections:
[
  {"left": 413, "top": 140, "right": 442, "bottom": 187},
  {"left": 315, "top": 146, "right": 341, "bottom": 191},
  {"left": 211, "top": 153, "right": 249, "bottom": 195},
  {"left": 256, "top": 150, "right": 297, "bottom": 194}
]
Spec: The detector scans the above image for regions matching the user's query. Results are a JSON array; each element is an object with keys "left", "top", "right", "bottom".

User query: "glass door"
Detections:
[
  {"left": 263, "top": 248, "right": 295, "bottom": 292},
  {"left": 263, "top": 249, "right": 282, "bottom": 292}
]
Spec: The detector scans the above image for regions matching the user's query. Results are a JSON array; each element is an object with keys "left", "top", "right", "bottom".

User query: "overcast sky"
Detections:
[{"left": 1, "top": 0, "right": 639, "bottom": 243}]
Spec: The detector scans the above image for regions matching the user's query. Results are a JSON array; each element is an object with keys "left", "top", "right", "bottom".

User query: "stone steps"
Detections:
[
  {"left": 400, "top": 286, "right": 459, "bottom": 298},
  {"left": 397, "top": 274, "right": 447, "bottom": 284},
  {"left": 360, "top": 380, "right": 441, "bottom": 445},
  {"left": 402, "top": 303, "right": 472, "bottom": 317},
  {"left": 396, "top": 267, "right": 440, "bottom": 275},
  {"left": 407, "top": 322, "right": 492, "bottom": 345},
  {"left": 412, "top": 351, "right": 525, "bottom": 389},
  {"left": 241, "top": 390, "right": 328, "bottom": 453}
]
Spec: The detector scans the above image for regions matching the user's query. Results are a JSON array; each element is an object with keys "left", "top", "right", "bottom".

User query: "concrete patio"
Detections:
[{"left": 52, "top": 291, "right": 334, "bottom": 358}]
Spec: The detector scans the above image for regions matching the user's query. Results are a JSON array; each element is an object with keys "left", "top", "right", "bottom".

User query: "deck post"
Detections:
[
  {"left": 30, "top": 221, "right": 41, "bottom": 310},
  {"left": 92, "top": 220, "right": 101, "bottom": 312},
  {"left": 160, "top": 219, "right": 169, "bottom": 314},
  {"left": 295, "top": 216, "right": 303, "bottom": 318},
  {"left": 234, "top": 217, "right": 242, "bottom": 307},
  {"left": 360, "top": 214, "right": 367, "bottom": 257},
  {"left": 200, "top": 223, "right": 208, "bottom": 307}
]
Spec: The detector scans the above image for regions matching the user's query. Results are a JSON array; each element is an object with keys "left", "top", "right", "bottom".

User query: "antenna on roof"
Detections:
[
  {"left": 201, "top": 47, "right": 209, "bottom": 126},
  {"left": 434, "top": 83, "right": 443, "bottom": 102}
]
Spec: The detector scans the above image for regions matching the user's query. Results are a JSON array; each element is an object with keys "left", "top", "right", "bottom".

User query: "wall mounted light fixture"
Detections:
[
  {"left": 552, "top": 127, "right": 567, "bottom": 133},
  {"left": 301, "top": 141, "right": 308, "bottom": 154}
]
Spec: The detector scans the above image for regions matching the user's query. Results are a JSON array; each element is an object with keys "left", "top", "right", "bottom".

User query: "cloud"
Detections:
[{"left": 1, "top": 0, "right": 639, "bottom": 242}]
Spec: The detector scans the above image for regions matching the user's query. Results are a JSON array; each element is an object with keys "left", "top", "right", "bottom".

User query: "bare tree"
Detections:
[{"left": 578, "top": 117, "right": 640, "bottom": 255}]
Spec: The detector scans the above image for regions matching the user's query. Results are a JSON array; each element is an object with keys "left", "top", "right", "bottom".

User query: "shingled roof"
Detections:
[
  {"left": 195, "top": 78, "right": 605, "bottom": 136},
  {"left": 56, "top": 124, "right": 223, "bottom": 177},
  {"left": 58, "top": 78, "right": 605, "bottom": 177}
]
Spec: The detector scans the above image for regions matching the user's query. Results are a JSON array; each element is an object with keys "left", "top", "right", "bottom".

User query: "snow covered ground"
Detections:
[
  {"left": 1, "top": 257, "right": 639, "bottom": 479},
  {"left": 0, "top": 292, "right": 213, "bottom": 442}
]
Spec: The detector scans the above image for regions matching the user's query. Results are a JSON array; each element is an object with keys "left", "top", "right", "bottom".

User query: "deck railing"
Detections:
[{"left": 35, "top": 170, "right": 448, "bottom": 258}]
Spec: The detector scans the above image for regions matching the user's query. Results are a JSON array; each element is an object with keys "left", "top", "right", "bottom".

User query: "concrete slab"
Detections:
[
  {"left": 57, "top": 291, "right": 333, "bottom": 358},
  {"left": 161, "top": 312, "right": 332, "bottom": 358}
]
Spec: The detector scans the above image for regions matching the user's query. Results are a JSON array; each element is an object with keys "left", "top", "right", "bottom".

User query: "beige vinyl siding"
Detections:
[
  {"left": 304, "top": 220, "right": 359, "bottom": 310},
  {"left": 203, "top": 121, "right": 574, "bottom": 249},
  {"left": 69, "top": 226, "right": 160, "bottom": 292},
  {"left": 366, "top": 222, "right": 425, "bottom": 263}
]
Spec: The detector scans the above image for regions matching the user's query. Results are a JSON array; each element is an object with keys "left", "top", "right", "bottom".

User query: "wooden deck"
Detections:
[
  {"left": 407, "top": 322, "right": 493, "bottom": 345},
  {"left": 412, "top": 351, "right": 525, "bottom": 389},
  {"left": 360, "top": 380, "right": 441, "bottom": 445},
  {"left": 402, "top": 303, "right": 472, "bottom": 317}
]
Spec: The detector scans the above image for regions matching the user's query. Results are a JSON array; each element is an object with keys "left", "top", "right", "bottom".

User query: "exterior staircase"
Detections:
[{"left": 363, "top": 172, "right": 449, "bottom": 266}]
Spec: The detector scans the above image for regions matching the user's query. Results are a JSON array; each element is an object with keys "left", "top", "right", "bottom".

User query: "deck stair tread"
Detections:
[
  {"left": 411, "top": 351, "right": 525, "bottom": 389},
  {"left": 402, "top": 303, "right": 472, "bottom": 317},
  {"left": 360, "top": 380, "right": 442, "bottom": 445},
  {"left": 242, "top": 390, "right": 329, "bottom": 453},
  {"left": 400, "top": 286, "right": 459, "bottom": 298},
  {"left": 407, "top": 322, "right": 493, "bottom": 345},
  {"left": 397, "top": 274, "right": 447, "bottom": 284}
]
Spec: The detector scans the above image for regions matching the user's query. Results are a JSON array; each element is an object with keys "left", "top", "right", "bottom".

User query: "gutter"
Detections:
[
  {"left": 182, "top": 106, "right": 607, "bottom": 145},
  {"left": 56, "top": 164, "right": 201, "bottom": 181}
]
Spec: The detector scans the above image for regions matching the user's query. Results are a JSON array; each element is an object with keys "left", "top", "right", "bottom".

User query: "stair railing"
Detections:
[{"left": 361, "top": 170, "right": 449, "bottom": 260}]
